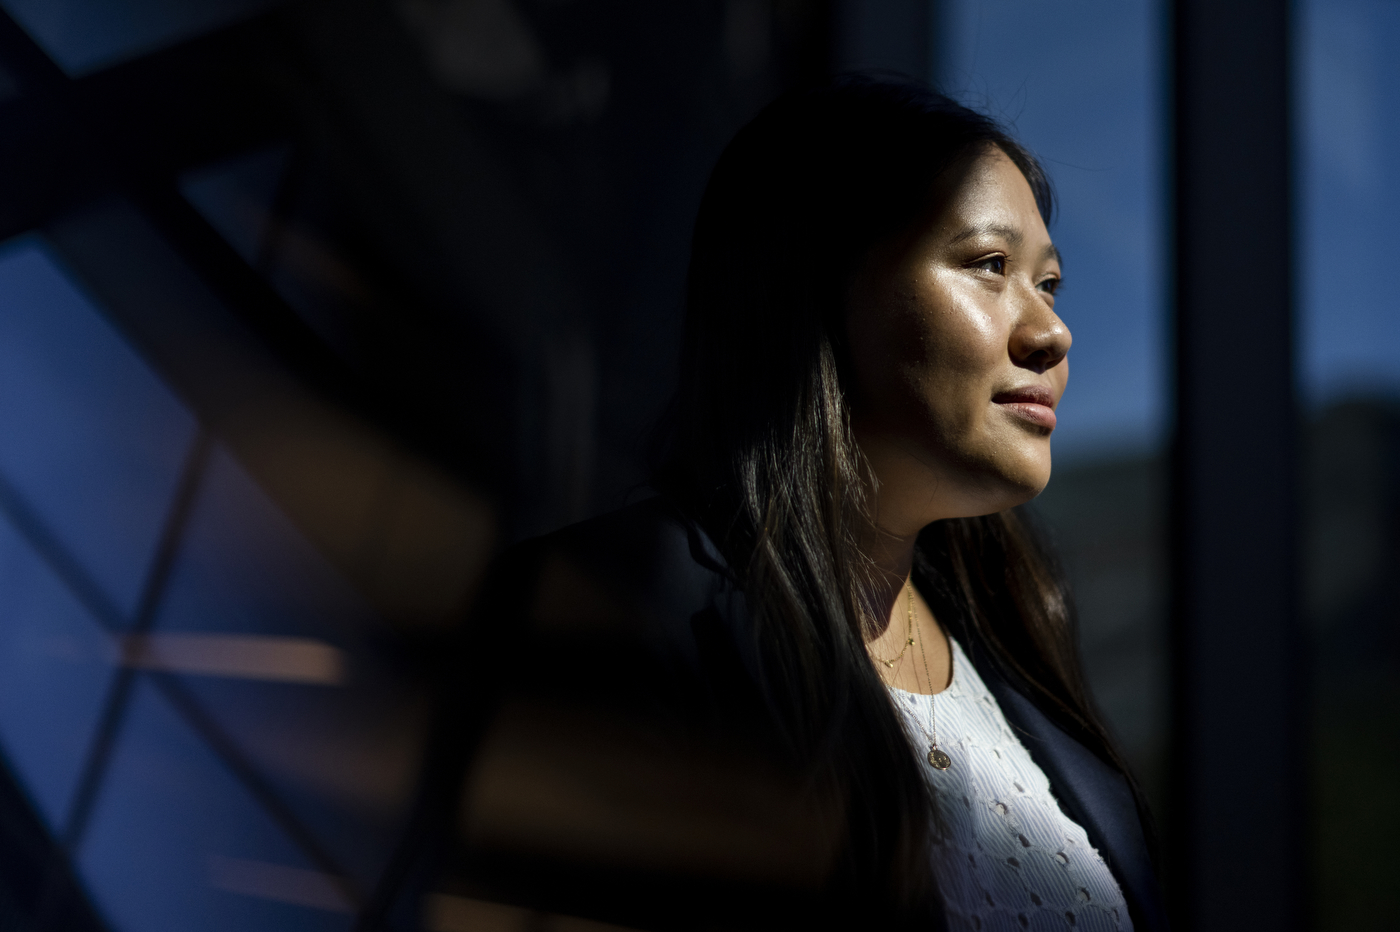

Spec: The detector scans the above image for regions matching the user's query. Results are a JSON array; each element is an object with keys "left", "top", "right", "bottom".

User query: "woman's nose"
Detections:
[{"left": 1009, "top": 295, "right": 1071, "bottom": 373}]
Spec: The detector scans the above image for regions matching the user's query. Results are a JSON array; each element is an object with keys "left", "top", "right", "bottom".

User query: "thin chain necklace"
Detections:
[
  {"left": 871, "top": 582, "right": 916, "bottom": 669},
  {"left": 910, "top": 581, "right": 952, "bottom": 771}
]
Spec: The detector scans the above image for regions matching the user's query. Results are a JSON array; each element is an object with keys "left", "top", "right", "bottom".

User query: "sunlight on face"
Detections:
[{"left": 846, "top": 146, "right": 1071, "bottom": 534}]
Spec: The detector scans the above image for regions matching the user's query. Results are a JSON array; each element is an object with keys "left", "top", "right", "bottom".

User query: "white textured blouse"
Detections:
[{"left": 887, "top": 637, "right": 1133, "bottom": 932}]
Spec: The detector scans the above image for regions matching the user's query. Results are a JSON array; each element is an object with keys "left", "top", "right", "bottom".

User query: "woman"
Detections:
[{"left": 446, "top": 77, "right": 1167, "bottom": 932}]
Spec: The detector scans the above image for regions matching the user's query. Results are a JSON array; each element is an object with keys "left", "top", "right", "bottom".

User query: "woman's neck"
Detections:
[
  {"left": 860, "top": 520, "right": 920, "bottom": 638},
  {"left": 859, "top": 514, "right": 953, "bottom": 695}
]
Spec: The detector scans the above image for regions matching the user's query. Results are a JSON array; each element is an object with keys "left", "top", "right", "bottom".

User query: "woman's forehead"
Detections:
[{"left": 928, "top": 152, "right": 1054, "bottom": 253}]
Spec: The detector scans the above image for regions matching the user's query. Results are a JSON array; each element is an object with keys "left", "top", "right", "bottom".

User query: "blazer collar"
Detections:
[{"left": 957, "top": 632, "right": 1171, "bottom": 932}]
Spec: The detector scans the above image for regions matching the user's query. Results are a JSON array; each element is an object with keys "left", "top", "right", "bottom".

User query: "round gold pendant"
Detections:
[{"left": 927, "top": 747, "right": 952, "bottom": 770}]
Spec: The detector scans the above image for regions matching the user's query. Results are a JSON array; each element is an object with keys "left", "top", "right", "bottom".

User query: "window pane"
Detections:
[
  {"left": 1298, "top": 0, "right": 1400, "bottom": 403},
  {"left": 1297, "top": 1, "right": 1400, "bottom": 927},
  {"left": 153, "top": 444, "right": 421, "bottom": 886},
  {"left": 937, "top": 0, "right": 1170, "bottom": 815},
  {"left": 77, "top": 679, "right": 353, "bottom": 932},
  {"left": 0, "top": 517, "right": 115, "bottom": 828},
  {"left": 939, "top": 0, "right": 1165, "bottom": 458},
  {"left": 0, "top": 237, "right": 197, "bottom": 622}
]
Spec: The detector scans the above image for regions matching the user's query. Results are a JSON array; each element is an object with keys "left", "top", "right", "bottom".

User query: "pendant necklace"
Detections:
[{"left": 910, "top": 581, "right": 952, "bottom": 771}]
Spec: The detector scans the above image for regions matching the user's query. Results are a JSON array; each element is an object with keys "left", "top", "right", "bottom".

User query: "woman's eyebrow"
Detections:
[
  {"left": 947, "top": 224, "right": 1060, "bottom": 267},
  {"left": 948, "top": 223, "right": 1023, "bottom": 247}
]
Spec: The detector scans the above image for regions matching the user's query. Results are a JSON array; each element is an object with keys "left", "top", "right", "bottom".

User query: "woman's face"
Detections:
[{"left": 846, "top": 146, "right": 1071, "bottom": 534}]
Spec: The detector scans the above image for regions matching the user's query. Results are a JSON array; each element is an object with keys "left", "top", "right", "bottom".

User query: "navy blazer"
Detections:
[{"left": 443, "top": 495, "right": 1168, "bottom": 932}]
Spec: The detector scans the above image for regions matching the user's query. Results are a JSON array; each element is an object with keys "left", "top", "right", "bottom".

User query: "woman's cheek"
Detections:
[
  {"left": 927, "top": 326, "right": 1004, "bottom": 396},
  {"left": 910, "top": 365, "right": 981, "bottom": 443}
]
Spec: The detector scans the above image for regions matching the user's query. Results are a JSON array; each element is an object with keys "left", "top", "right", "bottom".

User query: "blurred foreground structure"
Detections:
[
  {"left": 0, "top": 1, "right": 1394, "bottom": 930},
  {"left": 0, "top": 2, "right": 832, "bottom": 929}
]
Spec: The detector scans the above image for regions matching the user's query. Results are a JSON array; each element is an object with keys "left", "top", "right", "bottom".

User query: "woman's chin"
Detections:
[
  {"left": 997, "top": 442, "right": 1054, "bottom": 496},
  {"left": 973, "top": 456, "right": 1054, "bottom": 513}
]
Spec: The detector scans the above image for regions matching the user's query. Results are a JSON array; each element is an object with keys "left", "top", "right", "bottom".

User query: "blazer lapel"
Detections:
[{"left": 974, "top": 658, "right": 1171, "bottom": 932}]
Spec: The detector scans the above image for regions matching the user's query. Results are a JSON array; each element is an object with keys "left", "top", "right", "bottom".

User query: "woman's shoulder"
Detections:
[
  {"left": 449, "top": 496, "right": 846, "bottom": 931},
  {"left": 488, "top": 493, "right": 749, "bottom": 673},
  {"left": 536, "top": 493, "right": 732, "bottom": 589}
]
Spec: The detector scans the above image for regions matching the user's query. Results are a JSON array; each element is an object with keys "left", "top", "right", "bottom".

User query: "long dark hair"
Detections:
[{"left": 652, "top": 76, "right": 1141, "bottom": 922}]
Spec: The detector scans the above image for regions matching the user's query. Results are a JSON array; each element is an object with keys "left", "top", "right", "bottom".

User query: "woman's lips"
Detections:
[{"left": 992, "top": 387, "right": 1057, "bottom": 430}]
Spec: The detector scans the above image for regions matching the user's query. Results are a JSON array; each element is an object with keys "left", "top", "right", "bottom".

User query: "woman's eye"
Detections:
[
  {"left": 1037, "top": 277, "right": 1061, "bottom": 296},
  {"left": 973, "top": 256, "right": 1005, "bottom": 274}
]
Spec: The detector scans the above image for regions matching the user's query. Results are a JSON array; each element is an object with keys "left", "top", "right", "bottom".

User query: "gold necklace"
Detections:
[
  {"left": 912, "top": 584, "right": 952, "bottom": 771},
  {"left": 871, "top": 581, "right": 916, "bottom": 669}
]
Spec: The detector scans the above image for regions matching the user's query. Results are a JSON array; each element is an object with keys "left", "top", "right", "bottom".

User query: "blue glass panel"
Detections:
[
  {"left": 157, "top": 445, "right": 376, "bottom": 642},
  {"left": 939, "top": 0, "right": 1171, "bottom": 822},
  {"left": 1298, "top": 0, "right": 1400, "bottom": 403},
  {"left": 0, "top": 237, "right": 197, "bottom": 622},
  {"left": 77, "top": 678, "right": 353, "bottom": 932},
  {"left": 0, "top": 517, "right": 115, "bottom": 828},
  {"left": 180, "top": 145, "right": 291, "bottom": 268},
  {"left": 152, "top": 445, "right": 413, "bottom": 886},
  {"left": 1297, "top": 3, "right": 1400, "bottom": 927},
  {"left": 0, "top": 0, "right": 283, "bottom": 77},
  {"left": 938, "top": 0, "right": 1166, "bottom": 459}
]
